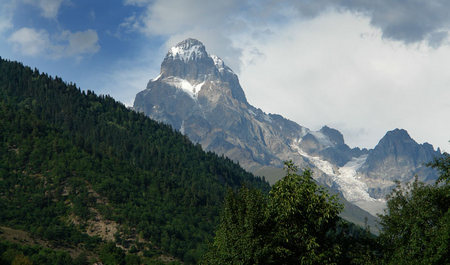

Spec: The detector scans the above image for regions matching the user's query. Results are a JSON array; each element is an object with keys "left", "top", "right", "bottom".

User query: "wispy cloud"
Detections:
[
  {"left": 8, "top": 27, "right": 100, "bottom": 59},
  {"left": 22, "top": 0, "right": 67, "bottom": 19},
  {"left": 0, "top": 0, "right": 14, "bottom": 35},
  {"left": 0, "top": 16, "right": 13, "bottom": 35},
  {"left": 123, "top": 0, "right": 151, "bottom": 7},
  {"left": 58, "top": 29, "right": 100, "bottom": 57},
  {"left": 8, "top": 27, "right": 50, "bottom": 56}
]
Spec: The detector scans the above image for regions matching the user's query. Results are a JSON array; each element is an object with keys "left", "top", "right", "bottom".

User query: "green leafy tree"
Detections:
[
  {"left": 99, "top": 241, "right": 125, "bottom": 265},
  {"left": 202, "top": 186, "right": 270, "bottom": 264},
  {"left": 378, "top": 153, "right": 450, "bottom": 265},
  {"left": 428, "top": 152, "right": 450, "bottom": 184},
  {"left": 203, "top": 161, "right": 344, "bottom": 264},
  {"left": 268, "top": 161, "right": 343, "bottom": 264}
]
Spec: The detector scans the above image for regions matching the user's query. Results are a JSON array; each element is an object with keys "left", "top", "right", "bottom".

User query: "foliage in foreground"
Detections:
[
  {"left": 202, "top": 162, "right": 381, "bottom": 264},
  {"left": 378, "top": 153, "right": 450, "bottom": 265},
  {"left": 204, "top": 155, "right": 449, "bottom": 264},
  {"left": 0, "top": 57, "right": 268, "bottom": 264},
  {"left": 1, "top": 57, "right": 448, "bottom": 265}
]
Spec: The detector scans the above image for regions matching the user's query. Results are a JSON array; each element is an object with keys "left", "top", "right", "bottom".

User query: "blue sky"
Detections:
[
  {"left": 0, "top": 0, "right": 166, "bottom": 96},
  {"left": 0, "top": 0, "right": 449, "bottom": 152}
]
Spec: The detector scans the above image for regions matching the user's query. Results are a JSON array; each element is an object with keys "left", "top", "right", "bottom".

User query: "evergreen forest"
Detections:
[
  {"left": 0, "top": 57, "right": 268, "bottom": 264},
  {"left": 0, "top": 58, "right": 448, "bottom": 264}
]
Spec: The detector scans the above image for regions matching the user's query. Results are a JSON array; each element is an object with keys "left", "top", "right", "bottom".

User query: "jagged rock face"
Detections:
[
  {"left": 161, "top": 38, "right": 212, "bottom": 79},
  {"left": 133, "top": 38, "right": 441, "bottom": 216},
  {"left": 133, "top": 39, "right": 309, "bottom": 170},
  {"left": 363, "top": 129, "right": 438, "bottom": 178},
  {"left": 298, "top": 126, "right": 368, "bottom": 167},
  {"left": 159, "top": 38, "right": 248, "bottom": 104},
  {"left": 359, "top": 129, "right": 440, "bottom": 198},
  {"left": 320, "top": 126, "right": 345, "bottom": 145}
]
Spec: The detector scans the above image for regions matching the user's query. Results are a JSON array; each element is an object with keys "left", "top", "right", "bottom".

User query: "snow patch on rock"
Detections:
[
  {"left": 162, "top": 77, "right": 205, "bottom": 99},
  {"left": 180, "top": 120, "right": 185, "bottom": 134},
  {"left": 168, "top": 44, "right": 206, "bottom": 62},
  {"left": 151, "top": 74, "right": 162, "bottom": 82},
  {"left": 211, "top": 54, "right": 233, "bottom": 73},
  {"left": 291, "top": 143, "right": 386, "bottom": 216},
  {"left": 336, "top": 155, "right": 380, "bottom": 203}
]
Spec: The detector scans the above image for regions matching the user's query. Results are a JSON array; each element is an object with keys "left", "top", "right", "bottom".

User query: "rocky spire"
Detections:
[
  {"left": 157, "top": 38, "right": 247, "bottom": 103},
  {"left": 165, "top": 38, "right": 208, "bottom": 62}
]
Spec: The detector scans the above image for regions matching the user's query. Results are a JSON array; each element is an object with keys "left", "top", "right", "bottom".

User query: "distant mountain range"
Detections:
[{"left": 134, "top": 38, "right": 441, "bottom": 217}]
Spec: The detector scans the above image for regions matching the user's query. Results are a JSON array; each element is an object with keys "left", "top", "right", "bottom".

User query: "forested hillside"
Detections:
[
  {"left": 1, "top": 57, "right": 447, "bottom": 265},
  {"left": 202, "top": 156, "right": 449, "bottom": 265},
  {"left": 0, "top": 57, "right": 268, "bottom": 264}
]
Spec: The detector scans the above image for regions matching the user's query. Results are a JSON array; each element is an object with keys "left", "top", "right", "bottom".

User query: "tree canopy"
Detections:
[
  {"left": 204, "top": 156, "right": 450, "bottom": 264},
  {"left": 0, "top": 57, "right": 268, "bottom": 264},
  {"left": 378, "top": 153, "right": 450, "bottom": 265},
  {"left": 203, "top": 161, "right": 346, "bottom": 264},
  {"left": 1, "top": 57, "right": 448, "bottom": 265}
]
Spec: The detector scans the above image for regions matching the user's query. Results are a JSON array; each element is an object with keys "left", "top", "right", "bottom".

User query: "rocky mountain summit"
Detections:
[
  {"left": 359, "top": 129, "right": 440, "bottom": 199},
  {"left": 133, "top": 38, "right": 441, "bottom": 217},
  {"left": 134, "top": 38, "right": 310, "bottom": 170}
]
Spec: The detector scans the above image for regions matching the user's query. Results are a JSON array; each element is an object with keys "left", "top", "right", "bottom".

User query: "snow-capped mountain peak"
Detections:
[
  {"left": 153, "top": 38, "right": 248, "bottom": 104},
  {"left": 134, "top": 39, "right": 441, "bottom": 220},
  {"left": 165, "top": 38, "right": 208, "bottom": 62}
]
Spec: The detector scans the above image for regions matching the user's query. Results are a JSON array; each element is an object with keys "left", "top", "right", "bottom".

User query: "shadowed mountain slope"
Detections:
[{"left": 0, "top": 57, "right": 268, "bottom": 264}]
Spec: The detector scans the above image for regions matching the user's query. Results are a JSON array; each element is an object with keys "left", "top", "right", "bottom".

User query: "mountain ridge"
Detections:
[
  {"left": 133, "top": 38, "right": 441, "bottom": 217},
  {"left": 0, "top": 56, "right": 268, "bottom": 264}
]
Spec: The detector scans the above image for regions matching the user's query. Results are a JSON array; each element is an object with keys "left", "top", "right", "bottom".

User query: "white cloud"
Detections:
[
  {"left": 118, "top": 14, "right": 141, "bottom": 34},
  {"left": 238, "top": 11, "right": 450, "bottom": 152},
  {"left": 23, "top": 0, "right": 66, "bottom": 19},
  {"left": 0, "top": 0, "right": 14, "bottom": 34},
  {"left": 8, "top": 27, "right": 100, "bottom": 59},
  {"left": 123, "top": 0, "right": 151, "bottom": 7},
  {"left": 8, "top": 27, "right": 50, "bottom": 56},
  {"left": 0, "top": 16, "right": 13, "bottom": 35},
  {"left": 122, "top": 0, "right": 247, "bottom": 71},
  {"left": 116, "top": 1, "right": 450, "bottom": 152},
  {"left": 137, "top": 0, "right": 241, "bottom": 35},
  {"left": 59, "top": 29, "right": 100, "bottom": 57}
]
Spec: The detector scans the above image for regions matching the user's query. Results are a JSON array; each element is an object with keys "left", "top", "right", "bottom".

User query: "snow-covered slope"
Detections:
[
  {"left": 292, "top": 143, "right": 385, "bottom": 215},
  {"left": 134, "top": 38, "right": 441, "bottom": 218},
  {"left": 162, "top": 77, "right": 205, "bottom": 99}
]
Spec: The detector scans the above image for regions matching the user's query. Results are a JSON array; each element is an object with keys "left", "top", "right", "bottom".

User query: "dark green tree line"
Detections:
[{"left": 0, "top": 57, "right": 268, "bottom": 263}]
